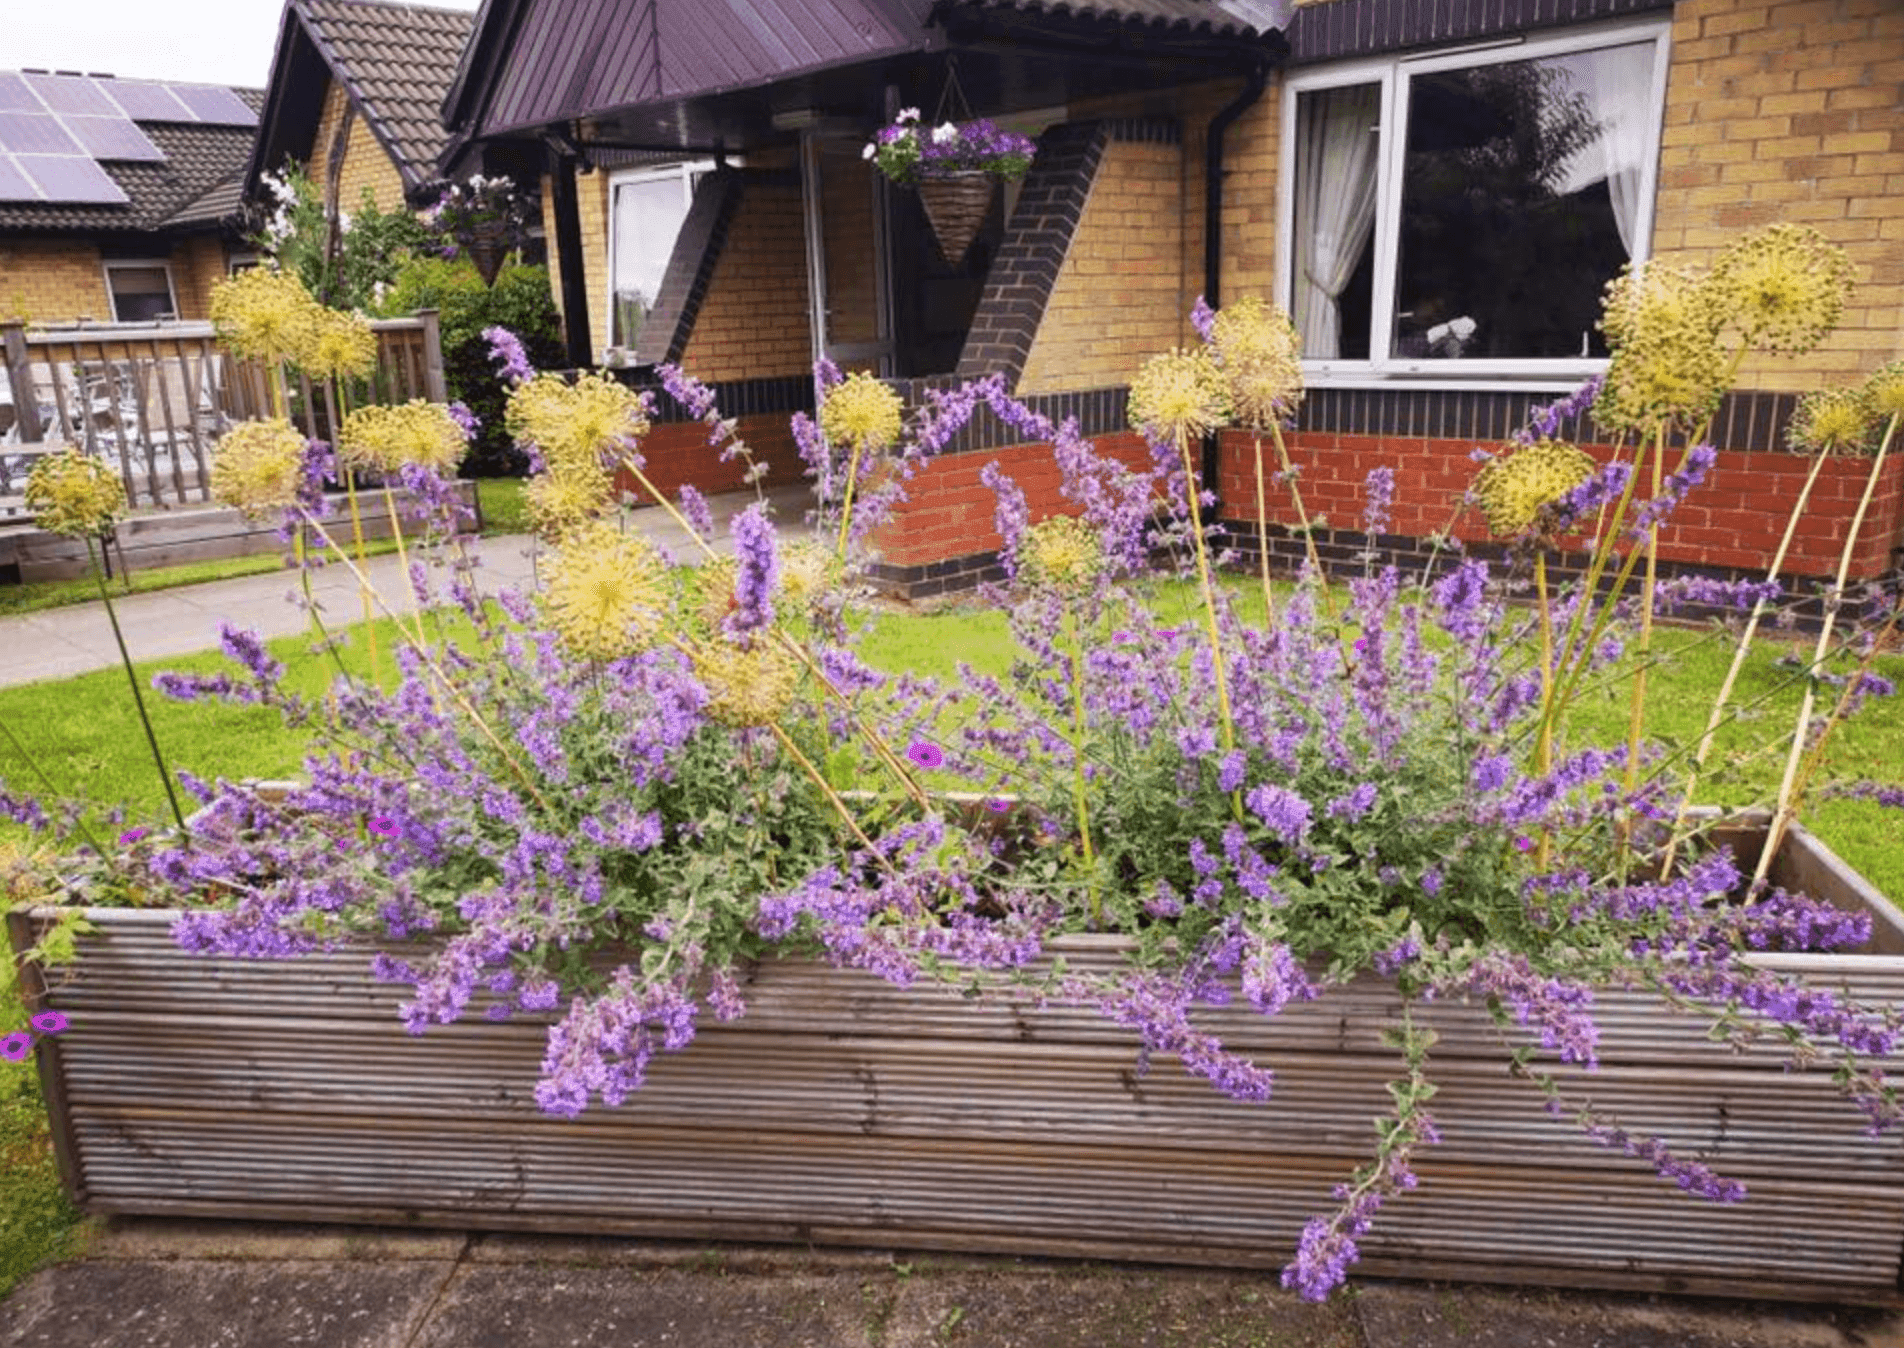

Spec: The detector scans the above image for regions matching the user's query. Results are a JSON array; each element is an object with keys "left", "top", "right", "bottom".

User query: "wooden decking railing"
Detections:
[{"left": 0, "top": 313, "right": 445, "bottom": 518}]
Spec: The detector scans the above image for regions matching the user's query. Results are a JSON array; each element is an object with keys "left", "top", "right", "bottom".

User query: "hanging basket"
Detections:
[
  {"left": 916, "top": 171, "right": 997, "bottom": 265},
  {"left": 462, "top": 219, "right": 512, "bottom": 287}
]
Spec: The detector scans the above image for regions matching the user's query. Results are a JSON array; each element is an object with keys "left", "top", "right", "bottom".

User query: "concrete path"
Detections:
[
  {"left": 0, "top": 485, "right": 813, "bottom": 689},
  {"left": 1, "top": 1220, "right": 1898, "bottom": 1348}
]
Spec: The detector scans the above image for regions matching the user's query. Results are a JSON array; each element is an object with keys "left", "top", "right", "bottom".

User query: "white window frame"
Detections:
[
  {"left": 101, "top": 259, "right": 178, "bottom": 324},
  {"left": 1274, "top": 18, "right": 1673, "bottom": 390},
  {"left": 604, "top": 160, "right": 714, "bottom": 356}
]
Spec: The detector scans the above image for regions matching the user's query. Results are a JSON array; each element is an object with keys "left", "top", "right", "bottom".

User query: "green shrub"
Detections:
[{"left": 376, "top": 258, "right": 566, "bottom": 477}]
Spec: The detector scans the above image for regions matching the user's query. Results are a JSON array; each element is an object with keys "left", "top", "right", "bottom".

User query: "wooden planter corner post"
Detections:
[{"left": 13, "top": 821, "right": 1904, "bottom": 1302}]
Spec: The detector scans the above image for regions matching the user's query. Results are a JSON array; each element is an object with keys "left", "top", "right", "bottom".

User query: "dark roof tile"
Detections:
[
  {"left": 297, "top": 0, "right": 476, "bottom": 189},
  {"left": 963, "top": 0, "right": 1287, "bottom": 36}
]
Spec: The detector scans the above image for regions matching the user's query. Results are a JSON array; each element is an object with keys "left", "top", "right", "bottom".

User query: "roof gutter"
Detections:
[{"left": 1200, "top": 46, "right": 1275, "bottom": 529}]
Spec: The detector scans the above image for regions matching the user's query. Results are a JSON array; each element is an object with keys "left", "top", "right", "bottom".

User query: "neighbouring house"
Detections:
[
  {"left": 0, "top": 70, "right": 260, "bottom": 329},
  {"left": 436, "top": 0, "right": 1904, "bottom": 596},
  {"left": 247, "top": 0, "right": 477, "bottom": 218}
]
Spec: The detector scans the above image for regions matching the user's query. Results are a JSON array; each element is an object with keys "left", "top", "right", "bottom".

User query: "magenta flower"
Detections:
[
  {"left": 30, "top": 1011, "right": 67, "bottom": 1035},
  {"left": 907, "top": 740, "right": 945, "bottom": 770},
  {"left": 985, "top": 798, "right": 1011, "bottom": 813},
  {"left": 118, "top": 827, "right": 149, "bottom": 846},
  {"left": 1514, "top": 835, "right": 1535, "bottom": 852},
  {"left": 1, "top": 1032, "right": 31, "bottom": 1063},
  {"left": 369, "top": 816, "right": 399, "bottom": 837}
]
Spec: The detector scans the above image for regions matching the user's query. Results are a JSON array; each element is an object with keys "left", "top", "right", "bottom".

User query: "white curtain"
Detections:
[
  {"left": 1293, "top": 83, "right": 1380, "bottom": 359},
  {"left": 1554, "top": 43, "right": 1655, "bottom": 257}
]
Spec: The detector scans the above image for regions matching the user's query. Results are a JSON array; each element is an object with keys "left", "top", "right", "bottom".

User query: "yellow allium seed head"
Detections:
[
  {"left": 24, "top": 448, "right": 124, "bottom": 537},
  {"left": 1129, "top": 347, "right": 1230, "bottom": 445},
  {"left": 1595, "top": 262, "right": 1728, "bottom": 437},
  {"left": 338, "top": 401, "right": 468, "bottom": 476},
  {"left": 210, "top": 267, "right": 322, "bottom": 367},
  {"left": 819, "top": 373, "right": 905, "bottom": 453},
  {"left": 1471, "top": 439, "right": 1598, "bottom": 537},
  {"left": 525, "top": 464, "right": 614, "bottom": 540},
  {"left": 1706, "top": 223, "right": 1854, "bottom": 357},
  {"left": 1788, "top": 385, "right": 1875, "bottom": 456},
  {"left": 777, "top": 540, "right": 839, "bottom": 607},
  {"left": 210, "top": 418, "right": 309, "bottom": 519},
  {"left": 695, "top": 642, "right": 800, "bottom": 728},
  {"left": 541, "top": 521, "right": 668, "bottom": 661},
  {"left": 1020, "top": 515, "right": 1105, "bottom": 594},
  {"left": 1210, "top": 296, "right": 1305, "bottom": 431},
  {"left": 303, "top": 308, "right": 378, "bottom": 382},
  {"left": 1860, "top": 361, "right": 1904, "bottom": 421}
]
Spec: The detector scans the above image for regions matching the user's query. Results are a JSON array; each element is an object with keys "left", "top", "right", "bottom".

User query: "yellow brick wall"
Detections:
[
  {"left": 1653, "top": 0, "right": 1904, "bottom": 390},
  {"left": 820, "top": 150, "right": 880, "bottom": 351},
  {"left": 168, "top": 235, "right": 232, "bottom": 320},
  {"left": 1018, "top": 140, "right": 1190, "bottom": 393},
  {"left": 308, "top": 78, "right": 408, "bottom": 215},
  {"left": 0, "top": 238, "right": 111, "bottom": 323},
  {"left": 678, "top": 181, "right": 811, "bottom": 382}
]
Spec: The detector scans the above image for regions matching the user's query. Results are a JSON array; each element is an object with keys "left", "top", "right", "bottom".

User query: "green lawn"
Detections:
[{"left": 0, "top": 570, "right": 1899, "bottom": 1300}]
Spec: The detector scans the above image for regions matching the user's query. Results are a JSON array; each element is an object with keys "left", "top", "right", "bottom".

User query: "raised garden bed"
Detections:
[{"left": 10, "top": 819, "right": 1904, "bottom": 1303}]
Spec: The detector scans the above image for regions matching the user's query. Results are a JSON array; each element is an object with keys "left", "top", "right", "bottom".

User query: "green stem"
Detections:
[
  {"left": 1268, "top": 421, "right": 1331, "bottom": 617},
  {"left": 86, "top": 535, "right": 186, "bottom": 832},
  {"left": 0, "top": 714, "right": 108, "bottom": 856},
  {"left": 1533, "top": 549, "right": 1555, "bottom": 870},
  {"left": 1621, "top": 424, "right": 1667, "bottom": 811},
  {"left": 1250, "top": 431, "right": 1275, "bottom": 623},
  {"left": 1177, "top": 435, "right": 1236, "bottom": 755},
  {"left": 835, "top": 439, "right": 866, "bottom": 560},
  {"left": 344, "top": 468, "right": 380, "bottom": 684},
  {"left": 1757, "top": 412, "right": 1900, "bottom": 884},
  {"left": 1065, "top": 610, "right": 1097, "bottom": 920}
]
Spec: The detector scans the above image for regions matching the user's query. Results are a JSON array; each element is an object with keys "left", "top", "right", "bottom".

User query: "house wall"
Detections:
[
  {"left": 1017, "top": 139, "right": 1188, "bottom": 395},
  {"left": 308, "top": 78, "right": 409, "bottom": 214},
  {"left": 0, "top": 238, "right": 111, "bottom": 323},
  {"left": 0, "top": 234, "right": 231, "bottom": 325},
  {"left": 676, "top": 180, "right": 811, "bottom": 382}
]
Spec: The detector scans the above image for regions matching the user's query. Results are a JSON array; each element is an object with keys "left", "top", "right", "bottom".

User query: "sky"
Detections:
[{"left": 0, "top": 0, "right": 482, "bottom": 90}]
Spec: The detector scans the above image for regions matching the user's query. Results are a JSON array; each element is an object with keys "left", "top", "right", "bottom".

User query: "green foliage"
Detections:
[
  {"left": 254, "top": 164, "right": 433, "bottom": 312},
  {"left": 374, "top": 258, "right": 565, "bottom": 477}
]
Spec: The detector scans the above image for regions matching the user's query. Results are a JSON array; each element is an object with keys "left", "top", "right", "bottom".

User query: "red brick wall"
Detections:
[
  {"left": 874, "top": 432, "right": 1154, "bottom": 569},
  {"left": 1219, "top": 431, "right": 1904, "bottom": 581},
  {"left": 873, "top": 429, "right": 1903, "bottom": 583},
  {"left": 613, "top": 414, "right": 809, "bottom": 505}
]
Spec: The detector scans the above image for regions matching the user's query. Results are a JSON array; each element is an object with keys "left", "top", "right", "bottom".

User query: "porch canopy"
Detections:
[{"left": 439, "top": 0, "right": 1291, "bottom": 366}]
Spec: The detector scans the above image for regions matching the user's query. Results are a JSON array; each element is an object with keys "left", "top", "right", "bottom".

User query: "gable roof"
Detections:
[
  {"left": 441, "top": 0, "right": 1284, "bottom": 153},
  {"left": 250, "top": 0, "right": 475, "bottom": 201},
  {"left": 0, "top": 83, "right": 262, "bottom": 235}
]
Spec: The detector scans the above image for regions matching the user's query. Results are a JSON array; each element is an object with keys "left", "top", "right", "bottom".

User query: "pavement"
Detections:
[
  {"left": 2, "top": 1219, "right": 1901, "bottom": 1348},
  {"left": 0, "top": 485, "right": 812, "bottom": 689}
]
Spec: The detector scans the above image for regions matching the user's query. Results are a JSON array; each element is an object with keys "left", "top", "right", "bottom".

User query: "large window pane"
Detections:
[
  {"left": 1391, "top": 43, "right": 1652, "bottom": 361},
  {"left": 107, "top": 263, "right": 174, "bottom": 323},
  {"left": 609, "top": 172, "right": 693, "bottom": 350}
]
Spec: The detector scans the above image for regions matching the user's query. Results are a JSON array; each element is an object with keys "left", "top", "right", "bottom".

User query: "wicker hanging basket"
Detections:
[
  {"left": 916, "top": 171, "right": 997, "bottom": 265},
  {"left": 462, "top": 218, "right": 511, "bottom": 287}
]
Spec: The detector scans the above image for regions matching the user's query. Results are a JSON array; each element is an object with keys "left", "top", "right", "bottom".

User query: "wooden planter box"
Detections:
[{"left": 11, "top": 820, "right": 1904, "bottom": 1302}]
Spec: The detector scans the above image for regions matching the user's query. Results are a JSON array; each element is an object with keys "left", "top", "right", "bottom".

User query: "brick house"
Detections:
[
  {"left": 0, "top": 72, "right": 260, "bottom": 328},
  {"left": 437, "top": 0, "right": 1904, "bottom": 595},
  {"left": 247, "top": 0, "right": 476, "bottom": 219}
]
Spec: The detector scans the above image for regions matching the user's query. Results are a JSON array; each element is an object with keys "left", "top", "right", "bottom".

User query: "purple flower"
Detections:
[
  {"left": 677, "top": 484, "right": 715, "bottom": 539},
  {"left": 0, "top": 1033, "right": 32, "bottom": 1063},
  {"left": 446, "top": 401, "right": 480, "bottom": 441},
  {"left": 726, "top": 503, "right": 777, "bottom": 638},
  {"left": 369, "top": 816, "right": 398, "bottom": 837},
  {"left": 985, "top": 798, "right": 1011, "bottom": 813},
  {"left": 30, "top": 1011, "right": 68, "bottom": 1035},
  {"left": 907, "top": 740, "right": 945, "bottom": 770},
  {"left": 118, "top": 827, "right": 149, "bottom": 846},
  {"left": 483, "top": 325, "right": 534, "bottom": 385},
  {"left": 1245, "top": 784, "right": 1312, "bottom": 846},
  {"left": 1362, "top": 466, "right": 1395, "bottom": 537}
]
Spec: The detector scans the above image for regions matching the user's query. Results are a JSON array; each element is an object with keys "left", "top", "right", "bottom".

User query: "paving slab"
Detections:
[
  {"left": 0, "top": 1258, "right": 455, "bottom": 1348},
  {"left": 1351, "top": 1282, "right": 1904, "bottom": 1348}
]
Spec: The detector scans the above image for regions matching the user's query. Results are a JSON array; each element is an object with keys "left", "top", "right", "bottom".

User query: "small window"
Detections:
[
  {"left": 607, "top": 163, "right": 709, "bottom": 352},
  {"left": 1277, "top": 21, "right": 1670, "bottom": 382},
  {"left": 104, "top": 261, "right": 177, "bottom": 323}
]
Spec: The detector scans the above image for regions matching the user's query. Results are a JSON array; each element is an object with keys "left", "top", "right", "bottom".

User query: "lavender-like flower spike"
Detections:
[
  {"left": 1362, "top": 466, "right": 1395, "bottom": 537},
  {"left": 1190, "top": 294, "right": 1218, "bottom": 344},
  {"left": 980, "top": 461, "right": 1030, "bottom": 580},
  {"left": 483, "top": 325, "right": 534, "bottom": 385},
  {"left": 446, "top": 401, "right": 480, "bottom": 441},
  {"left": 726, "top": 502, "right": 778, "bottom": 638},
  {"left": 677, "top": 484, "right": 716, "bottom": 539},
  {"left": 658, "top": 362, "right": 719, "bottom": 421}
]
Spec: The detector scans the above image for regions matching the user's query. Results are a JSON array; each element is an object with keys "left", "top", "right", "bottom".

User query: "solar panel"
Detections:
[
  {"left": 62, "top": 114, "right": 164, "bottom": 161},
  {"left": 15, "top": 153, "right": 127, "bottom": 203},
  {"left": 0, "top": 152, "right": 39, "bottom": 201},
  {"left": 101, "top": 79, "right": 195, "bottom": 122},
  {"left": 23, "top": 72, "right": 118, "bottom": 116},
  {"left": 0, "top": 111, "right": 82, "bottom": 155},
  {"left": 0, "top": 74, "right": 39, "bottom": 113},
  {"left": 169, "top": 84, "right": 256, "bottom": 126}
]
